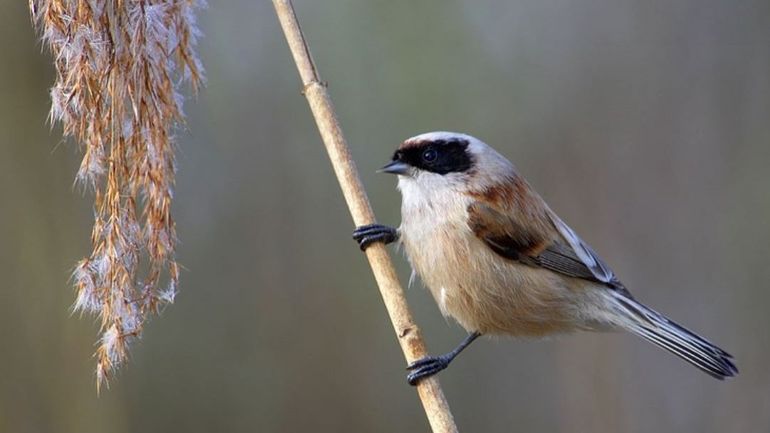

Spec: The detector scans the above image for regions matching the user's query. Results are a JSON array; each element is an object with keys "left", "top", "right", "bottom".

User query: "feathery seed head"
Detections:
[{"left": 31, "top": 0, "right": 205, "bottom": 390}]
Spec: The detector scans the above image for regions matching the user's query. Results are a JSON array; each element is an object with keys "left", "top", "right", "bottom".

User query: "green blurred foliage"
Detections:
[{"left": 1, "top": 1, "right": 769, "bottom": 432}]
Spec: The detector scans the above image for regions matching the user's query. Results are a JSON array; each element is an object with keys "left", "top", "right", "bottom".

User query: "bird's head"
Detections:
[{"left": 380, "top": 132, "right": 514, "bottom": 196}]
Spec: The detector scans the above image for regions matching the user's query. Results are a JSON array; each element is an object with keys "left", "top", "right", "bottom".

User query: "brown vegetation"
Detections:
[{"left": 30, "top": 0, "right": 205, "bottom": 390}]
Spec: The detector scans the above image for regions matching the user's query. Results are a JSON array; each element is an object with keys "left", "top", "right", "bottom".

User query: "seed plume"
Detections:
[{"left": 30, "top": 0, "right": 205, "bottom": 391}]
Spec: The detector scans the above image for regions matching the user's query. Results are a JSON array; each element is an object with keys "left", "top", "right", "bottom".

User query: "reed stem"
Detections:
[{"left": 271, "top": 1, "right": 459, "bottom": 431}]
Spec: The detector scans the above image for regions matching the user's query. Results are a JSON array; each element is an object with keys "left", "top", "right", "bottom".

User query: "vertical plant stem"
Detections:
[{"left": 271, "top": 1, "right": 459, "bottom": 432}]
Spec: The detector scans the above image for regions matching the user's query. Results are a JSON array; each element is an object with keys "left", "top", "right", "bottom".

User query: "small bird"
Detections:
[{"left": 353, "top": 131, "right": 737, "bottom": 385}]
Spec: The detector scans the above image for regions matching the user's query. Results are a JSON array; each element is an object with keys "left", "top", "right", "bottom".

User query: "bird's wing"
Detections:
[{"left": 467, "top": 200, "right": 627, "bottom": 292}]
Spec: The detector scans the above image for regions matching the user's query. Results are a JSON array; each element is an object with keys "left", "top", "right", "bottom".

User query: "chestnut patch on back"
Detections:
[
  {"left": 467, "top": 202, "right": 549, "bottom": 259},
  {"left": 468, "top": 175, "right": 534, "bottom": 215},
  {"left": 467, "top": 175, "right": 554, "bottom": 259}
]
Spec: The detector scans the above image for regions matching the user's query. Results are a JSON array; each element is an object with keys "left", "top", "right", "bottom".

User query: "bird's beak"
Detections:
[{"left": 377, "top": 160, "right": 412, "bottom": 176}]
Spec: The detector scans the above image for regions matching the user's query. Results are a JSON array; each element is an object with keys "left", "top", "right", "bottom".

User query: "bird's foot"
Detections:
[
  {"left": 406, "top": 355, "right": 452, "bottom": 386},
  {"left": 352, "top": 224, "right": 398, "bottom": 250}
]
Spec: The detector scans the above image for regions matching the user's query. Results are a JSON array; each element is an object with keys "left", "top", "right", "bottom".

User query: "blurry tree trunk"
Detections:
[{"left": 271, "top": 1, "right": 459, "bottom": 432}]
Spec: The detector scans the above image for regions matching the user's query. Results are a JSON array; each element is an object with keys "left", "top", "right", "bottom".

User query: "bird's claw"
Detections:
[
  {"left": 406, "top": 355, "right": 451, "bottom": 386},
  {"left": 352, "top": 224, "right": 397, "bottom": 251}
]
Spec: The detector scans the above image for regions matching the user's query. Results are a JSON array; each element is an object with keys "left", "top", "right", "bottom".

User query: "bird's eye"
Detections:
[{"left": 422, "top": 148, "right": 438, "bottom": 163}]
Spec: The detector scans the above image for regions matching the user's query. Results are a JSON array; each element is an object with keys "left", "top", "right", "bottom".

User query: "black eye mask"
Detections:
[{"left": 394, "top": 139, "right": 472, "bottom": 175}]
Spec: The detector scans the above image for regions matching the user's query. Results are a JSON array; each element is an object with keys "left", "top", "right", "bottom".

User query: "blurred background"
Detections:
[{"left": 2, "top": 1, "right": 769, "bottom": 432}]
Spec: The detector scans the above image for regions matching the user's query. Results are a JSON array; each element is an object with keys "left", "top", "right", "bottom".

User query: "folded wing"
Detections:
[{"left": 467, "top": 199, "right": 628, "bottom": 294}]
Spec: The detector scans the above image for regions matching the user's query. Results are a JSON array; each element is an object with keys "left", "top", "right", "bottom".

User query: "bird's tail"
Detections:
[{"left": 610, "top": 293, "right": 738, "bottom": 379}]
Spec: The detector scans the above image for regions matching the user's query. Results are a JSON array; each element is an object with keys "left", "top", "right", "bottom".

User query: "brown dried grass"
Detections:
[{"left": 30, "top": 0, "right": 205, "bottom": 391}]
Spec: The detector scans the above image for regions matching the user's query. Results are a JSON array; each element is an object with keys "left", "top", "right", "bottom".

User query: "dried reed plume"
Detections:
[{"left": 30, "top": 0, "right": 205, "bottom": 390}]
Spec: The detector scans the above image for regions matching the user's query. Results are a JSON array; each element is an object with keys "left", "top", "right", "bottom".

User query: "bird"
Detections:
[{"left": 352, "top": 131, "right": 737, "bottom": 386}]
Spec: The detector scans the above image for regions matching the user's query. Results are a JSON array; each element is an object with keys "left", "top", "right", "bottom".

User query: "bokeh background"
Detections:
[{"left": 2, "top": 1, "right": 769, "bottom": 432}]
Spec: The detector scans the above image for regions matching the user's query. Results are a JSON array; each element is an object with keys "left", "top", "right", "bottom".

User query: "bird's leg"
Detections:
[
  {"left": 352, "top": 224, "right": 398, "bottom": 250},
  {"left": 406, "top": 332, "right": 482, "bottom": 386}
]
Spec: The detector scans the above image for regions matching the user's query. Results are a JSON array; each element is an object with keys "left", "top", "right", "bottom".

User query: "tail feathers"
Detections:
[{"left": 613, "top": 295, "right": 738, "bottom": 380}]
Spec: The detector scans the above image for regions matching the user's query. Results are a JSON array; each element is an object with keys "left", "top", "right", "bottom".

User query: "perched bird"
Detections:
[{"left": 353, "top": 131, "right": 737, "bottom": 385}]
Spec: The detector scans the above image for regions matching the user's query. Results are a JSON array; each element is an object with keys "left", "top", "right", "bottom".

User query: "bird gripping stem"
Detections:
[{"left": 271, "top": 1, "right": 460, "bottom": 432}]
